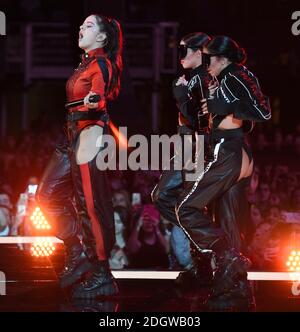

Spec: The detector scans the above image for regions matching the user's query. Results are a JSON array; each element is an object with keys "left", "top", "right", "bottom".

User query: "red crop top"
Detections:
[{"left": 66, "top": 47, "right": 112, "bottom": 113}]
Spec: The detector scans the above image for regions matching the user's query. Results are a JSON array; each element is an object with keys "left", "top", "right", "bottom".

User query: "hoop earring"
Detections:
[{"left": 99, "top": 38, "right": 108, "bottom": 47}]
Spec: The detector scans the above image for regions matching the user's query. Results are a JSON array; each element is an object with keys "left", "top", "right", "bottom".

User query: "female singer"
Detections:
[{"left": 37, "top": 14, "right": 123, "bottom": 299}]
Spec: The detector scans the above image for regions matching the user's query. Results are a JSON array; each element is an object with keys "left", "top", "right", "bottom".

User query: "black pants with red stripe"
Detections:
[{"left": 36, "top": 120, "right": 115, "bottom": 263}]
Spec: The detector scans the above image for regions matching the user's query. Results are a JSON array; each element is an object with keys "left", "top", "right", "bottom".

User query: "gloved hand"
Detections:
[{"left": 172, "top": 75, "right": 189, "bottom": 104}]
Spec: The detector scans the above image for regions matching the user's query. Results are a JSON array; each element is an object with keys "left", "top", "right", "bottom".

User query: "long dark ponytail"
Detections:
[{"left": 94, "top": 14, "right": 123, "bottom": 100}]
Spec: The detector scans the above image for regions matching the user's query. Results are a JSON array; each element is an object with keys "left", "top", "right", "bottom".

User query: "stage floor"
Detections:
[{"left": 0, "top": 244, "right": 300, "bottom": 312}]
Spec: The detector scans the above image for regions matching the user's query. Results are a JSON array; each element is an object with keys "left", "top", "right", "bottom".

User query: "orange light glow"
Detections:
[
  {"left": 109, "top": 121, "right": 128, "bottom": 149},
  {"left": 286, "top": 250, "right": 300, "bottom": 272},
  {"left": 30, "top": 238, "right": 56, "bottom": 257},
  {"left": 30, "top": 207, "right": 51, "bottom": 230}
]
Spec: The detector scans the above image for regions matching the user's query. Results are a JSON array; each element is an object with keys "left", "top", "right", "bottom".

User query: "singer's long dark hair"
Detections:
[{"left": 93, "top": 14, "right": 123, "bottom": 100}]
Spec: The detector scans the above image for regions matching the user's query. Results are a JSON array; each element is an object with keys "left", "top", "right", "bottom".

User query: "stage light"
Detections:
[
  {"left": 30, "top": 238, "right": 56, "bottom": 257},
  {"left": 286, "top": 250, "right": 300, "bottom": 272},
  {"left": 30, "top": 207, "right": 51, "bottom": 231}
]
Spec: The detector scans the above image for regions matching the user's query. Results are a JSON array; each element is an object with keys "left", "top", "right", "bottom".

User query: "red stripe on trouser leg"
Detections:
[{"left": 79, "top": 163, "right": 106, "bottom": 260}]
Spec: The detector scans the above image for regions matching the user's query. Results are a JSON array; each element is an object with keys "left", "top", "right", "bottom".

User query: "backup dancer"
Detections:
[
  {"left": 174, "top": 35, "right": 271, "bottom": 310},
  {"left": 152, "top": 32, "right": 215, "bottom": 285}
]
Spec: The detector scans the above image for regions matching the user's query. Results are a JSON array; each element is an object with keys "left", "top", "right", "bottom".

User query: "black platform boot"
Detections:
[
  {"left": 211, "top": 248, "right": 252, "bottom": 297},
  {"left": 72, "top": 262, "right": 119, "bottom": 299},
  {"left": 205, "top": 248, "right": 253, "bottom": 311},
  {"left": 59, "top": 241, "right": 92, "bottom": 288},
  {"left": 175, "top": 245, "right": 214, "bottom": 288},
  {"left": 206, "top": 278, "right": 256, "bottom": 312}
]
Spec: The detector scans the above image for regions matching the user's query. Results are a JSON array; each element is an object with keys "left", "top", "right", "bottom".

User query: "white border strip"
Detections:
[
  {"left": 1, "top": 271, "right": 299, "bottom": 281},
  {"left": 112, "top": 271, "right": 181, "bottom": 280},
  {"left": 247, "top": 272, "right": 300, "bottom": 281},
  {"left": 111, "top": 271, "right": 300, "bottom": 281},
  {"left": 1, "top": 238, "right": 299, "bottom": 281},
  {"left": 0, "top": 236, "right": 63, "bottom": 244}
]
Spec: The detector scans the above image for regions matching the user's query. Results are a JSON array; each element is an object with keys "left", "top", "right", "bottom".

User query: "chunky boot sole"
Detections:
[
  {"left": 72, "top": 280, "right": 119, "bottom": 299},
  {"left": 67, "top": 299, "right": 119, "bottom": 312},
  {"left": 212, "top": 255, "right": 251, "bottom": 296},
  {"left": 60, "top": 259, "right": 92, "bottom": 289},
  {"left": 207, "top": 280, "right": 256, "bottom": 312}
]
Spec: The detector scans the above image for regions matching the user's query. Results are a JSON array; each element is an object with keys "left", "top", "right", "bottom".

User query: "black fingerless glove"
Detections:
[{"left": 172, "top": 79, "right": 189, "bottom": 104}]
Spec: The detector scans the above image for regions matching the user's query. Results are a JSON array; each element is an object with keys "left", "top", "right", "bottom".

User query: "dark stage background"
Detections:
[
  {"left": 0, "top": 1, "right": 299, "bottom": 276},
  {"left": 0, "top": 0, "right": 299, "bottom": 136}
]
